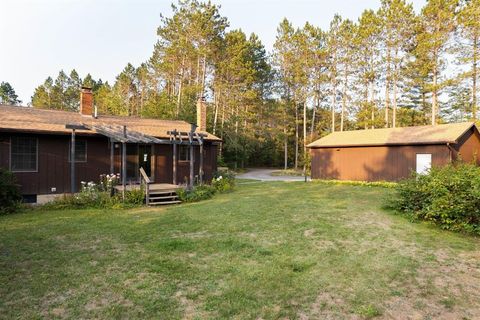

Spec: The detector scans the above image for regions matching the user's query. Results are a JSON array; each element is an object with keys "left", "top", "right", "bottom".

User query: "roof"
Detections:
[
  {"left": 307, "top": 122, "right": 477, "bottom": 148},
  {"left": 0, "top": 105, "right": 221, "bottom": 142}
]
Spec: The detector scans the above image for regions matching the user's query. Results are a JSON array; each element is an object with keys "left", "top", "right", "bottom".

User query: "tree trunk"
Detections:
[
  {"left": 303, "top": 99, "right": 307, "bottom": 175},
  {"left": 473, "top": 33, "right": 478, "bottom": 121},
  {"left": 294, "top": 99, "right": 299, "bottom": 170},
  {"left": 310, "top": 92, "right": 318, "bottom": 140},
  {"left": 331, "top": 79, "right": 336, "bottom": 132},
  {"left": 213, "top": 89, "right": 220, "bottom": 135},
  {"left": 432, "top": 56, "right": 438, "bottom": 126},
  {"left": 284, "top": 107, "right": 288, "bottom": 170},
  {"left": 385, "top": 47, "right": 391, "bottom": 128},
  {"left": 341, "top": 71, "right": 348, "bottom": 132},
  {"left": 370, "top": 79, "right": 375, "bottom": 129}
]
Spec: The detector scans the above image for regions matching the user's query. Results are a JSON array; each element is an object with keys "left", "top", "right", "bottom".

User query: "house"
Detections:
[
  {"left": 307, "top": 122, "right": 480, "bottom": 182},
  {"left": 0, "top": 87, "right": 221, "bottom": 203}
]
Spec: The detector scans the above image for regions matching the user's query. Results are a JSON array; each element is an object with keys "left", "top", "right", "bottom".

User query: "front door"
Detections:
[{"left": 138, "top": 144, "right": 152, "bottom": 178}]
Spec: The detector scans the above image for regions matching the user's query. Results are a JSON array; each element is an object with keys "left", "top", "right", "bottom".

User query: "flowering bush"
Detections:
[
  {"left": 212, "top": 169, "right": 235, "bottom": 193},
  {"left": 44, "top": 173, "right": 144, "bottom": 210},
  {"left": 99, "top": 173, "right": 120, "bottom": 195}
]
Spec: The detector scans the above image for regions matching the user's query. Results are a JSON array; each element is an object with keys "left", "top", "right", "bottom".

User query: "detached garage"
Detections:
[{"left": 307, "top": 122, "right": 480, "bottom": 182}]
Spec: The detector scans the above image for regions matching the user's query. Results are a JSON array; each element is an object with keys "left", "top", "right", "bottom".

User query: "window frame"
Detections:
[
  {"left": 68, "top": 140, "right": 88, "bottom": 163},
  {"left": 178, "top": 145, "right": 191, "bottom": 162},
  {"left": 9, "top": 136, "right": 39, "bottom": 173},
  {"left": 415, "top": 153, "right": 432, "bottom": 175}
]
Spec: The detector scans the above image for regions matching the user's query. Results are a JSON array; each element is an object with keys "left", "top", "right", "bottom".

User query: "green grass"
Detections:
[
  {"left": 270, "top": 169, "right": 305, "bottom": 176},
  {"left": 1, "top": 182, "right": 480, "bottom": 319}
]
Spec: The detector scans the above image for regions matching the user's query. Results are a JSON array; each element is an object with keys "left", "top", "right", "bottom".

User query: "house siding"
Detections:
[{"left": 0, "top": 132, "right": 218, "bottom": 196}]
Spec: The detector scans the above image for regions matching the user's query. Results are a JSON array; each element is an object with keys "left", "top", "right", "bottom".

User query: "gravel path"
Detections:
[{"left": 236, "top": 168, "right": 310, "bottom": 181}]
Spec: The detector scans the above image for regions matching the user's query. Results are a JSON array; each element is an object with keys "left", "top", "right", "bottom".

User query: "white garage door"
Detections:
[{"left": 416, "top": 154, "right": 432, "bottom": 175}]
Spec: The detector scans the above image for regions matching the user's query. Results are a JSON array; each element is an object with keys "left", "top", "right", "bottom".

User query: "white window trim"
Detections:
[
  {"left": 415, "top": 153, "right": 432, "bottom": 175},
  {"left": 9, "top": 136, "right": 39, "bottom": 173}
]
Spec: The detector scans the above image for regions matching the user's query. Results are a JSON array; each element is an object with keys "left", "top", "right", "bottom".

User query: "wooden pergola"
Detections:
[{"left": 66, "top": 122, "right": 206, "bottom": 196}]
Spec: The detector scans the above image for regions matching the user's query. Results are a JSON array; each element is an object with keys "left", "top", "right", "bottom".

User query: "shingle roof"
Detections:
[
  {"left": 0, "top": 105, "right": 221, "bottom": 141},
  {"left": 307, "top": 122, "right": 477, "bottom": 148}
]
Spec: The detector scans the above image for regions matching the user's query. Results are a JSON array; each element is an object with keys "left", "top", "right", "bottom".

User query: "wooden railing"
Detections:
[{"left": 139, "top": 167, "right": 151, "bottom": 205}]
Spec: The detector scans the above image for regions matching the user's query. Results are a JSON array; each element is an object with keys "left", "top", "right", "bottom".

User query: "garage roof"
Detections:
[{"left": 307, "top": 122, "right": 477, "bottom": 148}]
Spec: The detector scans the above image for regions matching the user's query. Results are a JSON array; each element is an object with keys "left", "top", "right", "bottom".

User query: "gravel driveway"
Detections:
[{"left": 236, "top": 168, "right": 310, "bottom": 181}]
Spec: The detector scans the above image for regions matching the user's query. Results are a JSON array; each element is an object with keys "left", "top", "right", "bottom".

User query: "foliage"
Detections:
[
  {"left": 178, "top": 169, "right": 236, "bottom": 202},
  {"left": 314, "top": 179, "right": 397, "bottom": 188},
  {"left": 390, "top": 163, "right": 480, "bottom": 234},
  {"left": 0, "top": 81, "right": 21, "bottom": 105},
  {"left": 270, "top": 169, "right": 305, "bottom": 176},
  {"left": 177, "top": 185, "right": 216, "bottom": 203},
  {"left": 212, "top": 169, "right": 236, "bottom": 192},
  {"left": 0, "top": 168, "right": 22, "bottom": 214},
  {"left": 43, "top": 175, "right": 144, "bottom": 210}
]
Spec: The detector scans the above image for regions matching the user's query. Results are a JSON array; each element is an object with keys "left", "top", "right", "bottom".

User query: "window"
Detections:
[
  {"left": 416, "top": 153, "right": 432, "bottom": 175},
  {"left": 10, "top": 137, "right": 38, "bottom": 172},
  {"left": 68, "top": 140, "right": 87, "bottom": 162},
  {"left": 179, "top": 145, "right": 191, "bottom": 162}
]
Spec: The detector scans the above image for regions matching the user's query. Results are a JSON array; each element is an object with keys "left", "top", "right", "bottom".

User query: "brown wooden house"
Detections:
[
  {"left": 0, "top": 88, "right": 221, "bottom": 203},
  {"left": 307, "top": 122, "right": 480, "bottom": 182}
]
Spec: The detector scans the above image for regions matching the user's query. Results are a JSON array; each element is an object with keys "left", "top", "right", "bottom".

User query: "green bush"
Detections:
[
  {"left": 0, "top": 168, "right": 22, "bottom": 214},
  {"left": 212, "top": 169, "right": 236, "bottom": 193},
  {"left": 390, "top": 163, "right": 480, "bottom": 234},
  {"left": 177, "top": 185, "right": 216, "bottom": 203},
  {"left": 43, "top": 177, "right": 145, "bottom": 210}
]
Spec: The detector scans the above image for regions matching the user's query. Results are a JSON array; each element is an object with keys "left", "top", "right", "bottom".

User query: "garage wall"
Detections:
[{"left": 310, "top": 144, "right": 450, "bottom": 181}]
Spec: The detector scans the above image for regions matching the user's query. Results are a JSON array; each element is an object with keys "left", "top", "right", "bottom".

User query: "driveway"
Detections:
[{"left": 236, "top": 168, "right": 310, "bottom": 181}]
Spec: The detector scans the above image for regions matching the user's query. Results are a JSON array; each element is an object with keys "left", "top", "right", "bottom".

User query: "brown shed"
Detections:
[{"left": 307, "top": 122, "right": 480, "bottom": 182}]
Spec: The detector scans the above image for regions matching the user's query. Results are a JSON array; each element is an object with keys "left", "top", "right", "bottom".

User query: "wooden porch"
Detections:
[{"left": 115, "top": 183, "right": 183, "bottom": 192}]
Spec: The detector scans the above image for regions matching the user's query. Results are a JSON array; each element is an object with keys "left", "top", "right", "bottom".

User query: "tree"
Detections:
[
  {"left": 456, "top": 0, "right": 480, "bottom": 120},
  {"left": 379, "top": 0, "right": 417, "bottom": 127},
  {"left": 0, "top": 82, "right": 21, "bottom": 105},
  {"left": 415, "top": 0, "right": 458, "bottom": 125}
]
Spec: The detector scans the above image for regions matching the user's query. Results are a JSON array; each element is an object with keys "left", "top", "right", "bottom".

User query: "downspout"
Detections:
[{"left": 446, "top": 142, "right": 456, "bottom": 163}]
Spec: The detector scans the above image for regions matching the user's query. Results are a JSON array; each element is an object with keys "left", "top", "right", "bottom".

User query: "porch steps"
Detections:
[{"left": 147, "top": 189, "right": 181, "bottom": 206}]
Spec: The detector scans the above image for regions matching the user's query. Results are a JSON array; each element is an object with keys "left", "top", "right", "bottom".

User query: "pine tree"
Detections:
[{"left": 0, "top": 82, "right": 21, "bottom": 105}]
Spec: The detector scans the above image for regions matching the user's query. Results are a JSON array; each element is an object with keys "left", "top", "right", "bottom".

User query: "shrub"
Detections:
[
  {"left": 123, "top": 187, "right": 145, "bottom": 206},
  {"left": 212, "top": 169, "right": 236, "bottom": 193},
  {"left": 43, "top": 174, "right": 144, "bottom": 210},
  {"left": 390, "top": 163, "right": 480, "bottom": 234},
  {"left": 177, "top": 185, "right": 216, "bottom": 203},
  {"left": 0, "top": 168, "right": 22, "bottom": 214}
]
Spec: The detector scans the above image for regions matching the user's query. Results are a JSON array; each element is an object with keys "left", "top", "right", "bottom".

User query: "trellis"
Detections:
[{"left": 66, "top": 122, "right": 206, "bottom": 196}]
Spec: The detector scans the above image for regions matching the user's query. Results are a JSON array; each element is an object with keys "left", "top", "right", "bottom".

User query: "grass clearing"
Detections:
[
  {"left": 270, "top": 169, "right": 305, "bottom": 176},
  {"left": 1, "top": 182, "right": 479, "bottom": 319}
]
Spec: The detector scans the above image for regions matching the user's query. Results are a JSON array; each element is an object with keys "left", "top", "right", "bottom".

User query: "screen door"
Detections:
[{"left": 416, "top": 154, "right": 432, "bottom": 175}]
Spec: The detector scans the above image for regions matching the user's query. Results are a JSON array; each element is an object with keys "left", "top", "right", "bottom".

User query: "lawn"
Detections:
[{"left": 1, "top": 181, "right": 480, "bottom": 319}]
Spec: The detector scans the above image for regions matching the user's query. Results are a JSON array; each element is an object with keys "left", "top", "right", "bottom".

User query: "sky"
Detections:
[{"left": 1, "top": 0, "right": 426, "bottom": 104}]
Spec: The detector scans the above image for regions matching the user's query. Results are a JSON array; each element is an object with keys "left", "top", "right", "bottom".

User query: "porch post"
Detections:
[
  {"left": 122, "top": 125, "right": 127, "bottom": 200},
  {"left": 173, "top": 141, "right": 177, "bottom": 185},
  {"left": 199, "top": 140, "right": 204, "bottom": 185},
  {"left": 122, "top": 142, "right": 126, "bottom": 200},
  {"left": 189, "top": 142, "right": 194, "bottom": 189},
  {"left": 70, "top": 129, "right": 76, "bottom": 193},
  {"left": 110, "top": 139, "right": 114, "bottom": 174}
]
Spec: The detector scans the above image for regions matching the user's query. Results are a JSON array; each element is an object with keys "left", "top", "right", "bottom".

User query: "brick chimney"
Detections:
[
  {"left": 196, "top": 97, "right": 207, "bottom": 131},
  {"left": 80, "top": 87, "right": 93, "bottom": 116}
]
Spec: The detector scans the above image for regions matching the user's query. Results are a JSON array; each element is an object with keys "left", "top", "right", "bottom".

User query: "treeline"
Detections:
[{"left": 27, "top": 0, "right": 479, "bottom": 169}]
